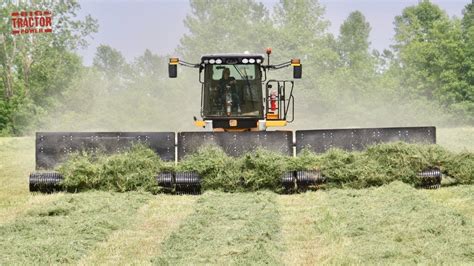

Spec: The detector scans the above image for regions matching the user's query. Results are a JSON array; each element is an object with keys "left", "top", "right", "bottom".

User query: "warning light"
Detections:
[
  {"left": 291, "top": 58, "right": 301, "bottom": 66},
  {"left": 169, "top": 58, "right": 179, "bottom": 65}
]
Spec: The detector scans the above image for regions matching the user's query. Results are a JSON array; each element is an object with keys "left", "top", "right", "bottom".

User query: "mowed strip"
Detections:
[
  {"left": 0, "top": 193, "right": 65, "bottom": 225},
  {"left": 0, "top": 191, "right": 151, "bottom": 264},
  {"left": 424, "top": 185, "right": 474, "bottom": 220},
  {"left": 0, "top": 138, "right": 65, "bottom": 226},
  {"left": 153, "top": 191, "right": 282, "bottom": 265},
  {"left": 0, "top": 138, "right": 34, "bottom": 211},
  {"left": 80, "top": 195, "right": 197, "bottom": 265},
  {"left": 279, "top": 193, "right": 328, "bottom": 265},
  {"left": 278, "top": 182, "right": 473, "bottom": 265}
]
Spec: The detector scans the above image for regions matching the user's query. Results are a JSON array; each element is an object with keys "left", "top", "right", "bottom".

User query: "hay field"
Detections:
[{"left": 0, "top": 128, "right": 473, "bottom": 264}]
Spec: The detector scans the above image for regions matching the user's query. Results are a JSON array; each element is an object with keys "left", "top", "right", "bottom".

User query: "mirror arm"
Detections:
[
  {"left": 262, "top": 61, "right": 291, "bottom": 70},
  {"left": 179, "top": 61, "right": 200, "bottom": 68}
]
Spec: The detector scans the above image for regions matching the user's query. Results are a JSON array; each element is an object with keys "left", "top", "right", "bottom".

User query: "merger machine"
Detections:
[{"left": 29, "top": 49, "right": 440, "bottom": 193}]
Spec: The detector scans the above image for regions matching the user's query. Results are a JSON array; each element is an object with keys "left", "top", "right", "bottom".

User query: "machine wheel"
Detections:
[
  {"left": 175, "top": 172, "right": 201, "bottom": 195},
  {"left": 296, "top": 170, "right": 325, "bottom": 185},
  {"left": 281, "top": 171, "right": 296, "bottom": 192},
  {"left": 156, "top": 172, "right": 174, "bottom": 187},
  {"left": 29, "top": 171, "right": 64, "bottom": 193},
  {"left": 418, "top": 168, "right": 441, "bottom": 189}
]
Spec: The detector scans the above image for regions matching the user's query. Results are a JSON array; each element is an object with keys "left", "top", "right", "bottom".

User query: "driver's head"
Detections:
[{"left": 222, "top": 68, "right": 230, "bottom": 79}]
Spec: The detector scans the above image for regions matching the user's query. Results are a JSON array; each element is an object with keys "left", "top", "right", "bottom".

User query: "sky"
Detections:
[{"left": 76, "top": 0, "right": 469, "bottom": 65}]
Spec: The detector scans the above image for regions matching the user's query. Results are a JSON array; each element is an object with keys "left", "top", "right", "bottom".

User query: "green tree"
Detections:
[
  {"left": 393, "top": 1, "right": 446, "bottom": 48},
  {"left": 133, "top": 49, "right": 165, "bottom": 78},
  {"left": 338, "top": 11, "right": 372, "bottom": 68},
  {"left": 0, "top": 0, "right": 98, "bottom": 135},
  {"left": 1, "top": 1, "right": 97, "bottom": 100},
  {"left": 392, "top": 0, "right": 448, "bottom": 92},
  {"left": 130, "top": 49, "right": 168, "bottom": 98},
  {"left": 330, "top": 11, "right": 377, "bottom": 104},
  {"left": 178, "top": 0, "right": 272, "bottom": 61},
  {"left": 461, "top": 1, "right": 474, "bottom": 112},
  {"left": 462, "top": 1, "right": 474, "bottom": 30},
  {"left": 393, "top": 0, "right": 471, "bottom": 121},
  {"left": 273, "top": 0, "right": 336, "bottom": 71},
  {"left": 93, "top": 44, "right": 128, "bottom": 80}
]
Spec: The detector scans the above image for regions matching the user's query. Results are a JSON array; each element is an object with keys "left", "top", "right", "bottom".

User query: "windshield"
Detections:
[
  {"left": 202, "top": 64, "right": 263, "bottom": 118},
  {"left": 211, "top": 64, "right": 256, "bottom": 80}
]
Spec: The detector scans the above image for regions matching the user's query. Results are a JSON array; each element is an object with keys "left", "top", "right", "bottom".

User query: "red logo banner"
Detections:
[{"left": 11, "top": 10, "right": 52, "bottom": 35}]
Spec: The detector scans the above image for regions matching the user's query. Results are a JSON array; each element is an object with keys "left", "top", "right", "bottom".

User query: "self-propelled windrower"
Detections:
[{"left": 29, "top": 49, "right": 439, "bottom": 193}]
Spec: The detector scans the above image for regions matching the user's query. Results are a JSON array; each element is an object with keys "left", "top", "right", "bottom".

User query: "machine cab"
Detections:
[
  {"left": 201, "top": 54, "right": 264, "bottom": 120},
  {"left": 168, "top": 49, "right": 301, "bottom": 131}
]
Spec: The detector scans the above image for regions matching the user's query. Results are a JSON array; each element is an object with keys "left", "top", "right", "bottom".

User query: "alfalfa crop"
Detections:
[
  {"left": 288, "top": 142, "right": 472, "bottom": 188},
  {"left": 442, "top": 152, "right": 474, "bottom": 184},
  {"left": 58, "top": 144, "right": 164, "bottom": 193},
  {"left": 239, "top": 148, "right": 289, "bottom": 191},
  {"left": 176, "top": 146, "right": 242, "bottom": 191},
  {"left": 57, "top": 142, "right": 473, "bottom": 193}
]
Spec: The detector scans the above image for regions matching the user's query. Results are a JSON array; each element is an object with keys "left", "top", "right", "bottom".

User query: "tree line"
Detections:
[{"left": 0, "top": 0, "right": 473, "bottom": 136}]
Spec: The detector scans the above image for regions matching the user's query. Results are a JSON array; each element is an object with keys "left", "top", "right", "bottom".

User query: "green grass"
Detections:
[
  {"left": 0, "top": 137, "right": 64, "bottom": 226},
  {"left": 0, "top": 137, "right": 34, "bottom": 209},
  {"left": 424, "top": 185, "right": 474, "bottom": 220},
  {"left": 0, "top": 191, "right": 151, "bottom": 264},
  {"left": 0, "top": 128, "right": 473, "bottom": 265},
  {"left": 153, "top": 191, "right": 282, "bottom": 265},
  {"left": 80, "top": 195, "right": 197, "bottom": 265},
  {"left": 279, "top": 182, "right": 474, "bottom": 264}
]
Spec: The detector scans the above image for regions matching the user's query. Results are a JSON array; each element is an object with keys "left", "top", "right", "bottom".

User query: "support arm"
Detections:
[{"left": 168, "top": 58, "right": 200, "bottom": 78}]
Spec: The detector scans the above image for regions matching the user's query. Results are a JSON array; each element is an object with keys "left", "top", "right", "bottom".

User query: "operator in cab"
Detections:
[{"left": 219, "top": 68, "right": 241, "bottom": 114}]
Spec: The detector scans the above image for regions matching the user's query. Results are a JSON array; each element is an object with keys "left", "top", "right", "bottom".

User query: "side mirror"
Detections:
[
  {"left": 293, "top": 65, "right": 302, "bottom": 79},
  {"left": 168, "top": 64, "right": 177, "bottom": 78},
  {"left": 168, "top": 58, "right": 179, "bottom": 78}
]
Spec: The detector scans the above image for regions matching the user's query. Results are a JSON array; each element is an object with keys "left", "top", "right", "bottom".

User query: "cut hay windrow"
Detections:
[
  {"left": 152, "top": 191, "right": 282, "bottom": 264},
  {"left": 56, "top": 142, "right": 474, "bottom": 193},
  {"left": 279, "top": 182, "right": 474, "bottom": 264},
  {"left": 58, "top": 144, "right": 166, "bottom": 193},
  {"left": 0, "top": 191, "right": 151, "bottom": 264}
]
